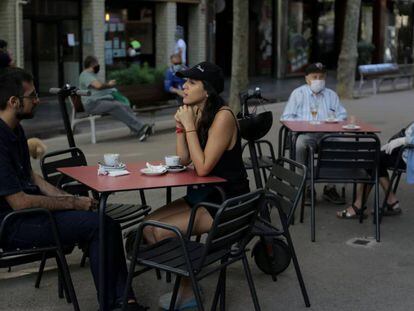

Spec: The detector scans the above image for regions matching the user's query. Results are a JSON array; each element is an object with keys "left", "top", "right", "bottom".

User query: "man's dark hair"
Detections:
[
  {"left": 0, "top": 72, "right": 24, "bottom": 111},
  {"left": 0, "top": 39, "right": 7, "bottom": 50},
  {"left": 0, "top": 67, "right": 33, "bottom": 83},
  {"left": 84, "top": 55, "right": 98, "bottom": 69},
  {"left": 0, "top": 51, "right": 11, "bottom": 69}
]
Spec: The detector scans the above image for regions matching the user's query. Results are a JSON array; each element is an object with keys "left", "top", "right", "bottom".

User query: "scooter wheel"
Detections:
[{"left": 252, "top": 238, "right": 291, "bottom": 275}]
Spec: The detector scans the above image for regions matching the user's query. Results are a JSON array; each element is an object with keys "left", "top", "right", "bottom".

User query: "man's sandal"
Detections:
[{"left": 337, "top": 204, "right": 367, "bottom": 219}]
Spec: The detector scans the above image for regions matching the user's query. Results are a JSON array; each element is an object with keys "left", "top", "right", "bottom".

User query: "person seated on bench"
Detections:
[
  {"left": 337, "top": 122, "right": 414, "bottom": 219},
  {"left": 0, "top": 69, "right": 147, "bottom": 310},
  {"left": 281, "top": 62, "right": 348, "bottom": 205},
  {"left": 79, "top": 55, "right": 152, "bottom": 142},
  {"left": 164, "top": 53, "right": 187, "bottom": 101},
  {"left": 144, "top": 62, "right": 250, "bottom": 310}
]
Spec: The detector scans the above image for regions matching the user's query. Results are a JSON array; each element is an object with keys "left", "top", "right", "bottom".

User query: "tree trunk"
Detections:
[
  {"left": 336, "top": 0, "right": 362, "bottom": 99},
  {"left": 229, "top": 0, "right": 249, "bottom": 113}
]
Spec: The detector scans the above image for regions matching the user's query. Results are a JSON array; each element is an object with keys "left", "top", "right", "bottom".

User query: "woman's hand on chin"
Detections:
[{"left": 177, "top": 105, "right": 196, "bottom": 130}]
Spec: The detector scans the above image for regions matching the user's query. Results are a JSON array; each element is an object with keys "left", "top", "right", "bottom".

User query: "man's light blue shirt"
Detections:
[{"left": 281, "top": 84, "right": 347, "bottom": 121}]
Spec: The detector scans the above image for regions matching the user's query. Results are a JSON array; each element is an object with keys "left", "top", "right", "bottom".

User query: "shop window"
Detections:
[
  {"left": 24, "top": 0, "right": 79, "bottom": 17},
  {"left": 105, "top": 5, "right": 154, "bottom": 69}
]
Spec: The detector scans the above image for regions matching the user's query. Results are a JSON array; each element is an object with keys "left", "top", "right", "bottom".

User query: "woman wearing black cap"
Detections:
[{"left": 143, "top": 62, "right": 250, "bottom": 310}]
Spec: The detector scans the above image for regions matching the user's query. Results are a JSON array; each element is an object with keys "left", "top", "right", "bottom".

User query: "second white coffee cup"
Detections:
[
  {"left": 104, "top": 153, "right": 120, "bottom": 166},
  {"left": 165, "top": 155, "right": 180, "bottom": 167}
]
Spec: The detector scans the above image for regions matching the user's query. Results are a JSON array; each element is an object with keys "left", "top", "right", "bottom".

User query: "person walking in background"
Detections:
[
  {"left": 79, "top": 55, "right": 152, "bottom": 142},
  {"left": 164, "top": 53, "right": 187, "bottom": 100},
  {"left": 174, "top": 26, "right": 187, "bottom": 65},
  {"left": 281, "top": 62, "right": 348, "bottom": 205},
  {"left": 127, "top": 38, "right": 142, "bottom": 65}
]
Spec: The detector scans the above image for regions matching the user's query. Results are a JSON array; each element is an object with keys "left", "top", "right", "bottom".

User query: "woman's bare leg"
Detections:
[{"left": 151, "top": 206, "right": 214, "bottom": 301}]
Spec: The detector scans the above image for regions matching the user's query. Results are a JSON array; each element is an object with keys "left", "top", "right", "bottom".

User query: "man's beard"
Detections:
[{"left": 16, "top": 108, "right": 35, "bottom": 120}]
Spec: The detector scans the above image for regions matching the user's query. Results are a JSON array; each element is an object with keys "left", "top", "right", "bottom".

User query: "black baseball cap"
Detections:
[
  {"left": 176, "top": 61, "right": 224, "bottom": 94},
  {"left": 305, "top": 62, "right": 327, "bottom": 75}
]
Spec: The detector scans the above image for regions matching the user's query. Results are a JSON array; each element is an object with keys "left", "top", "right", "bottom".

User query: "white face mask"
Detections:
[
  {"left": 128, "top": 49, "right": 137, "bottom": 57},
  {"left": 310, "top": 79, "right": 325, "bottom": 94}
]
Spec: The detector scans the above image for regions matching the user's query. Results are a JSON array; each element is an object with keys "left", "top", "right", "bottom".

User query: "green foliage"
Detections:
[{"left": 107, "top": 63, "right": 165, "bottom": 85}]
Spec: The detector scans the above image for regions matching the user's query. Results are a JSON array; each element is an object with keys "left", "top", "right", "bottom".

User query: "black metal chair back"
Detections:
[
  {"left": 316, "top": 134, "right": 380, "bottom": 182},
  {"left": 195, "top": 190, "right": 265, "bottom": 266},
  {"left": 265, "top": 158, "right": 307, "bottom": 224},
  {"left": 0, "top": 209, "right": 79, "bottom": 310},
  {"left": 40, "top": 148, "right": 88, "bottom": 195},
  {"left": 306, "top": 133, "right": 381, "bottom": 242}
]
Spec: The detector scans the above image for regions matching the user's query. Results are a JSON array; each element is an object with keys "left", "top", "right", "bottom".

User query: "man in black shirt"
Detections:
[{"left": 0, "top": 70, "right": 146, "bottom": 311}]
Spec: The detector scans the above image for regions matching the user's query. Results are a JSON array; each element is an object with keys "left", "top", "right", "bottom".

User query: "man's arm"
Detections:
[
  {"left": 281, "top": 91, "right": 300, "bottom": 120},
  {"left": 5, "top": 191, "right": 95, "bottom": 212},
  {"left": 90, "top": 79, "right": 116, "bottom": 90},
  {"left": 332, "top": 92, "right": 347, "bottom": 120},
  {"left": 31, "top": 171, "right": 69, "bottom": 197}
]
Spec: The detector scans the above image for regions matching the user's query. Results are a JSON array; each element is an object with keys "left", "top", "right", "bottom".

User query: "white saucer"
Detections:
[
  {"left": 140, "top": 168, "right": 167, "bottom": 176},
  {"left": 342, "top": 124, "right": 361, "bottom": 130},
  {"left": 325, "top": 118, "right": 340, "bottom": 123},
  {"left": 167, "top": 165, "right": 187, "bottom": 173},
  {"left": 99, "top": 162, "right": 126, "bottom": 170}
]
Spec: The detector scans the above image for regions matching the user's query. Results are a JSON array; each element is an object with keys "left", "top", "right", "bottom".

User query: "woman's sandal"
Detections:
[
  {"left": 337, "top": 204, "right": 368, "bottom": 219},
  {"left": 382, "top": 201, "right": 402, "bottom": 216}
]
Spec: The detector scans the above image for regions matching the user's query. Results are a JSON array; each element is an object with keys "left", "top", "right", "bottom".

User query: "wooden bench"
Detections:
[
  {"left": 358, "top": 63, "right": 414, "bottom": 95},
  {"left": 117, "top": 82, "right": 179, "bottom": 117}
]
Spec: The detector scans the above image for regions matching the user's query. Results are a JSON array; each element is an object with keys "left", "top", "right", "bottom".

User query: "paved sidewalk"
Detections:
[{"left": 1, "top": 90, "right": 414, "bottom": 310}]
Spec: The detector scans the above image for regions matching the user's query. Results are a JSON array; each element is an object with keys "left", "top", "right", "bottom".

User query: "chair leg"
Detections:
[
  {"left": 360, "top": 185, "right": 368, "bottom": 224},
  {"left": 90, "top": 118, "right": 96, "bottom": 144},
  {"left": 155, "top": 269, "right": 162, "bottom": 280},
  {"left": 284, "top": 230, "right": 311, "bottom": 307},
  {"left": 169, "top": 276, "right": 181, "bottom": 311},
  {"left": 58, "top": 270, "right": 64, "bottom": 299},
  {"left": 241, "top": 255, "right": 261, "bottom": 311},
  {"left": 55, "top": 252, "right": 80, "bottom": 311},
  {"left": 166, "top": 271, "right": 172, "bottom": 283},
  {"left": 188, "top": 272, "right": 205, "bottom": 311},
  {"left": 35, "top": 252, "right": 47, "bottom": 288},
  {"left": 300, "top": 187, "right": 305, "bottom": 223},
  {"left": 211, "top": 268, "right": 225, "bottom": 311},
  {"left": 219, "top": 267, "right": 226, "bottom": 311},
  {"left": 310, "top": 182, "right": 316, "bottom": 242},
  {"left": 80, "top": 250, "right": 88, "bottom": 267},
  {"left": 374, "top": 180, "right": 380, "bottom": 242}
]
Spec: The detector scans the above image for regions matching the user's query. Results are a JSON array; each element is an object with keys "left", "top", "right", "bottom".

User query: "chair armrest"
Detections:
[
  {"left": 0, "top": 208, "right": 57, "bottom": 246},
  {"left": 186, "top": 202, "right": 222, "bottom": 239}
]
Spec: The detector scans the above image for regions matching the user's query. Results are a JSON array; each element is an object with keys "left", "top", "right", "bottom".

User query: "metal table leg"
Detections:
[{"left": 99, "top": 192, "right": 110, "bottom": 311}]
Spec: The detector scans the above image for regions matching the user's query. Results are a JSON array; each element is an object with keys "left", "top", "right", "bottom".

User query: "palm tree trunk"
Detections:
[
  {"left": 229, "top": 0, "right": 249, "bottom": 113},
  {"left": 337, "top": 0, "right": 362, "bottom": 99}
]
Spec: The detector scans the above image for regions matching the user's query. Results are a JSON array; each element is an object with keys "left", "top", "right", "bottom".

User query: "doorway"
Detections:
[{"left": 24, "top": 19, "right": 81, "bottom": 93}]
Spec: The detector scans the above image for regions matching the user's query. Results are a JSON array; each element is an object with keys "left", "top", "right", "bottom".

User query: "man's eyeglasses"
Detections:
[{"left": 19, "top": 91, "right": 39, "bottom": 102}]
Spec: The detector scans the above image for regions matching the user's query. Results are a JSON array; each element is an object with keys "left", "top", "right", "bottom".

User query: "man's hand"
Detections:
[
  {"left": 108, "top": 79, "right": 117, "bottom": 87},
  {"left": 73, "top": 196, "right": 98, "bottom": 211},
  {"left": 381, "top": 137, "right": 406, "bottom": 154}
]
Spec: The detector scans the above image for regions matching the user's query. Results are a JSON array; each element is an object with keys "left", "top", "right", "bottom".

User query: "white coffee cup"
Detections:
[
  {"left": 104, "top": 153, "right": 120, "bottom": 167},
  {"left": 165, "top": 155, "right": 181, "bottom": 167}
]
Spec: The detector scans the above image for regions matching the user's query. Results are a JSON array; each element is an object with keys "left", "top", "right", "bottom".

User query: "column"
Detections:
[
  {"left": 155, "top": 2, "right": 177, "bottom": 68},
  {"left": 82, "top": 0, "right": 105, "bottom": 78},
  {"left": 188, "top": 0, "right": 207, "bottom": 66}
]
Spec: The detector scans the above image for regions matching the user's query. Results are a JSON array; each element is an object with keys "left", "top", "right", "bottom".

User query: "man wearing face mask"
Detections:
[
  {"left": 164, "top": 53, "right": 187, "bottom": 99},
  {"left": 79, "top": 55, "right": 152, "bottom": 141},
  {"left": 281, "top": 62, "right": 347, "bottom": 205}
]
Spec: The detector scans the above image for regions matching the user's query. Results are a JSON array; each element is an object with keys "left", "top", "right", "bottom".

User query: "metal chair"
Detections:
[
  {"left": 123, "top": 190, "right": 265, "bottom": 311},
  {"left": 251, "top": 158, "right": 311, "bottom": 308},
  {"left": 382, "top": 144, "right": 414, "bottom": 215},
  {"left": 304, "top": 134, "right": 381, "bottom": 242},
  {"left": 0, "top": 208, "right": 79, "bottom": 310},
  {"left": 242, "top": 140, "right": 277, "bottom": 188},
  {"left": 38, "top": 147, "right": 150, "bottom": 274}
]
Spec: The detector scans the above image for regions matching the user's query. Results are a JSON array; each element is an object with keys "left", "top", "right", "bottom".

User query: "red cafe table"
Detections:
[
  {"left": 278, "top": 119, "right": 381, "bottom": 160},
  {"left": 58, "top": 162, "right": 226, "bottom": 311}
]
